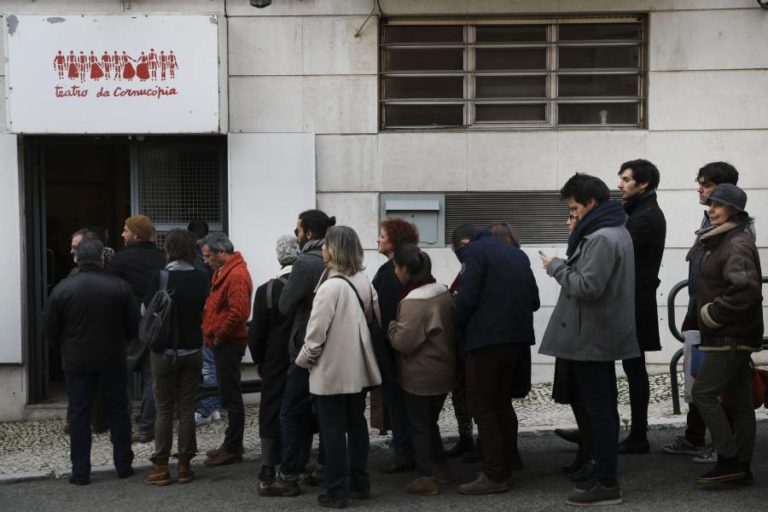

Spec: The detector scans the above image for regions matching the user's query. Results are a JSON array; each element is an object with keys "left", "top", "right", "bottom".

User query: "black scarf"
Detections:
[{"left": 566, "top": 199, "right": 626, "bottom": 257}]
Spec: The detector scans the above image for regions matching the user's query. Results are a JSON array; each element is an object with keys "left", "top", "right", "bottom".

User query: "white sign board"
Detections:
[{"left": 5, "top": 15, "right": 221, "bottom": 133}]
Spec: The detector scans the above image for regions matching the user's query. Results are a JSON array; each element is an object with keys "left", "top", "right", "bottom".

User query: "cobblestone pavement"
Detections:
[{"left": 2, "top": 372, "right": 766, "bottom": 478}]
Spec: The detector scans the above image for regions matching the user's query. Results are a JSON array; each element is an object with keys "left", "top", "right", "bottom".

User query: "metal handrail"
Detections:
[{"left": 668, "top": 277, "right": 768, "bottom": 414}]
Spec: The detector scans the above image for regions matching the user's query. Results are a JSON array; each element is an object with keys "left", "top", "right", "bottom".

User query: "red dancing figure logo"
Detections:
[{"left": 53, "top": 49, "right": 180, "bottom": 83}]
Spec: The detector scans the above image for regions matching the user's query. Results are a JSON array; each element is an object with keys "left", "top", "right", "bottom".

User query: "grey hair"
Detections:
[
  {"left": 276, "top": 235, "right": 300, "bottom": 267},
  {"left": 76, "top": 238, "right": 104, "bottom": 266},
  {"left": 200, "top": 232, "right": 235, "bottom": 254},
  {"left": 324, "top": 226, "right": 364, "bottom": 276}
]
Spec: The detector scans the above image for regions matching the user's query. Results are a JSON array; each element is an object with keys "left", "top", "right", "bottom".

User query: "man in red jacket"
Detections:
[{"left": 200, "top": 233, "right": 253, "bottom": 467}]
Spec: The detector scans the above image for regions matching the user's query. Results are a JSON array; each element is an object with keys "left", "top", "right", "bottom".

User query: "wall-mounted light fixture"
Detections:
[{"left": 250, "top": 0, "right": 273, "bottom": 7}]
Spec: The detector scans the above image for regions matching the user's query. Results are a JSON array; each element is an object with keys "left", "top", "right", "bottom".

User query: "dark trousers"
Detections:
[
  {"left": 151, "top": 351, "right": 203, "bottom": 458},
  {"left": 403, "top": 392, "right": 447, "bottom": 476},
  {"left": 66, "top": 367, "right": 134, "bottom": 481},
  {"left": 380, "top": 372, "right": 414, "bottom": 464},
  {"left": 686, "top": 403, "right": 707, "bottom": 447},
  {"left": 465, "top": 344, "right": 524, "bottom": 482},
  {"left": 316, "top": 393, "right": 370, "bottom": 499},
  {"left": 622, "top": 352, "right": 649, "bottom": 439},
  {"left": 213, "top": 343, "right": 245, "bottom": 454},
  {"left": 692, "top": 351, "right": 755, "bottom": 462},
  {"left": 451, "top": 355, "right": 474, "bottom": 439},
  {"left": 280, "top": 363, "right": 314, "bottom": 478},
  {"left": 570, "top": 361, "right": 619, "bottom": 486}
]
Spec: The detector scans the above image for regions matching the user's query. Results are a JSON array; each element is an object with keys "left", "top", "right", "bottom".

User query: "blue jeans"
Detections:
[
  {"left": 67, "top": 367, "right": 134, "bottom": 481},
  {"left": 197, "top": 346, "right": 220, "bottom": 416}
]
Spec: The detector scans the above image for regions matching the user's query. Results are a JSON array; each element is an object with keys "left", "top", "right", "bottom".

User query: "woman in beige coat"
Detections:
[
  {"left": 388, "top": 244, "right": 456, "bottom": 496},
  {"left": 296, "top": 226, "right": 382, "bottom": 509}
]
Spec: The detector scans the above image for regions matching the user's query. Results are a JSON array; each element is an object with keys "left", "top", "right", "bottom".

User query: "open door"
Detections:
[{"left": 23, "top": 138, "right": 49, "bottom": 403}]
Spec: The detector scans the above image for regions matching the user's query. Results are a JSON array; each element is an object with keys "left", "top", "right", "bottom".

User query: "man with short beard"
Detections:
[
  {"left": 615, "top": 159, "right": 667, "bottom": 454},
  {"left": 267, "top": 209, "right": 336, "bottom": 497}
]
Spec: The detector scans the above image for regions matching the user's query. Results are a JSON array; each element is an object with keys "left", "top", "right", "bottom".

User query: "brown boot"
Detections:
[
  {"left": 405, "top": 476, "right": 439, "bottom": 496},
  {"left": 144, "top": 457, "right": 172, "bottom": 486},
  {"left": 177, "top": 454, "right": 195, "bottom": 484}
]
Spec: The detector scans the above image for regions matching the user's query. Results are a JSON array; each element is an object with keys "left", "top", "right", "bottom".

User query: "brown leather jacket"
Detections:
[{"left": 696, "top": 220, "right": 763, "bottom": 352}]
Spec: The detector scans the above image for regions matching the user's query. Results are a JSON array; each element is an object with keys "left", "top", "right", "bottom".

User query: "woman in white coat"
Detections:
[{"left": 296, "top": 226, "right": 382, "bottom": 509}]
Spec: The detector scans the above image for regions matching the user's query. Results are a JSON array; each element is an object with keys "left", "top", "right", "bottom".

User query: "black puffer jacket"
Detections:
[
  {"left": 105, "top": 241, "right": 166, "bottom": 302},
  {"left": 44, "top": 265, "right": 140, "bottom": 371},
  {"left": 697, "top": 220, "right": 763, "bottom": 351}
]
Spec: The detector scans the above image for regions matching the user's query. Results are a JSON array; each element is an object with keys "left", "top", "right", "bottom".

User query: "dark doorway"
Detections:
[
  {"left": 25, "top": 138, "right": 131, "bottom": 402},
  {"left": 24, "top": 135, "right": 227, "bottom": 404}
]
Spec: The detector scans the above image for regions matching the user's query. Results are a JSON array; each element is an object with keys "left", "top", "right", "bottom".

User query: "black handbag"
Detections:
[{"left": 331, "top": 275, "right": 395, "bottom": 385}]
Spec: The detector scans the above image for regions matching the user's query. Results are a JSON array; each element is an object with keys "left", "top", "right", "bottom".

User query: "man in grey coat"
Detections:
[
  {"left": 539, "top": 174, "right": 639, "bottom": 507},
  {"left": 268, "top": 209, "right": 336, "bottom": 497}
]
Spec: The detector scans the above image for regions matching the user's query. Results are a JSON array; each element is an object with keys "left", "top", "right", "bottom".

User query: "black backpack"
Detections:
[{"left": 139, "top": 271, "right": 178, "bottom": 357}]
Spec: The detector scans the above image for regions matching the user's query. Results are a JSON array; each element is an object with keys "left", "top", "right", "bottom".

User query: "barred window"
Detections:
[
  {"left": 133, "top": 137, "right": 227, "bottom": 245},
  {"left": 380, "top": 16, "right": 646, "bottom": 129}
]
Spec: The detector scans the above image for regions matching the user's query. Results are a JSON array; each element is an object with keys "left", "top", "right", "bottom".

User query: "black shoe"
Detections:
[
  {"left": 264, "top": 477, "right": 301, "bottom": 497},
  {"left": 555, "top": 428, "right": 581, "bottom": 445},
  {"left": 258, "top": 465, "right": 276, "bottom": 483},
  {"left": 445, "top": 435, "right": 474, "bottom": 458},
  {"left": 697, "top": 456, "right": 746, "bottom": 484},
  {"left": 380, "top": 461, "right": 415, "bottom": 474},
  {"left": 69, "top": 476, "right": 90, "bottom": 486},
  {"left": 567, "top": 481, "right": 622, "bottom": 506},
  {"left": 349, "top": 489, "right": 371, "bottom": 500},
  {"left": 570, "top": 460, "right": 596, "bottom": 483},
  {"left": 318, "top": 494, "right": 348, "bottom": 509},
  {"left": 617, "top": 436, "right": 650, "bottom": 455},
  {"left": 562, "top": 449, "right": 586, "bottom": 474},
  {"left": 117, "top": 467, "right": 135, "bottom": 479},
  {"left": 737, "top": 464, "right": 753, "bottom": 485}
]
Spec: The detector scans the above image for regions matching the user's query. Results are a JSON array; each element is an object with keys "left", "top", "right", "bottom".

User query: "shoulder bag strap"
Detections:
[
  {"left": 159, "top": 270, "right": 169, "bottom": 291},
  {"left": 266, "top": 280, "right": 275, "bottom": 311},
  {"left": 331, "top": 275, "right": 366, "bottom": 315}
]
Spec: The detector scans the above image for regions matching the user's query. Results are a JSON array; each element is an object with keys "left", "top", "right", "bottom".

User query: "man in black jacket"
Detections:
[
  {"left": 616, "top": 159, "right": 667, "bottom": 453},
  {"left": 454, "top": 229, "right": 540, "bottom": 495},
  {"left": 44, "top": 238, "right": 139, "bottom": 485},
  {"left": 269, "top": 209, "right": 335, "bottom": 497},
  {"left": 105, "top": 214, "right": 166, "bottom": 443}
]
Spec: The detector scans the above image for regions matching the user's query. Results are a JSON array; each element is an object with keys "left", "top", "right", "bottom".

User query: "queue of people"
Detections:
[{"left": 42, "top": 159, "right": 763, "bottom": 508}]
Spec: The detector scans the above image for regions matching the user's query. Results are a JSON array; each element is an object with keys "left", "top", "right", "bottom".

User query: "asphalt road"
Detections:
[{"left": 2, "top": 425, "right": 767, "bottom": 512}]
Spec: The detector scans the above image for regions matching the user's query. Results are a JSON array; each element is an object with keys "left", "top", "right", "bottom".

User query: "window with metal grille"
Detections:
[
  {"left": 381, "top": 16, "right": 646, "bottom": 129},
  {"left": 132, "top": 137, "right": 226, "bottom": 244},
  {"left": 445, "top": 191, "right": 621, "bottom": 245}
]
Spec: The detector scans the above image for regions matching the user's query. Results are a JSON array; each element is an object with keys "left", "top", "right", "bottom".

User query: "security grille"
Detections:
[
  {"left": 132, "top": 138, "right": 226, "bottom": 244},
  {"left": 445, "top": 191, "right": 621, "bottom": 245}
]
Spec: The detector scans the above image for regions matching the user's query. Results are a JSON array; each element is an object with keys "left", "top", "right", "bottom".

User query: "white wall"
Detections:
[
  {"left": 228, "top": 133, "right": 315, "bottom": 289},
  {"left": 0, "top": 134, "right": 21, "bottom": 364}
]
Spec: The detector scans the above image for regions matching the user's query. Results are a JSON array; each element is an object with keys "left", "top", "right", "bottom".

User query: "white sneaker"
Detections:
[
  {"left": 692, "top": 447, "right": 717, "bottom": 464},
  {"left": 195, "top": 412, "right": 212, "bottom": 427},
  {"left": 210, "top": 410, "right": 222, "bottom": 422}
]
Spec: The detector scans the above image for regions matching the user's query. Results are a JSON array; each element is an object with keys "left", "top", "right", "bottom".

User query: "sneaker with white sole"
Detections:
[
  {"left": 660, "top": 435, "right": 706, "bottom": 456},
  {"left": 692, "top": 447, "right": 717, "bottom": 464},
  {"left": 195, "top": 412, "right": 212, "bottom": 427},
  {"left": 210, "top": 410, "right": 222, "bottom": 422}
]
